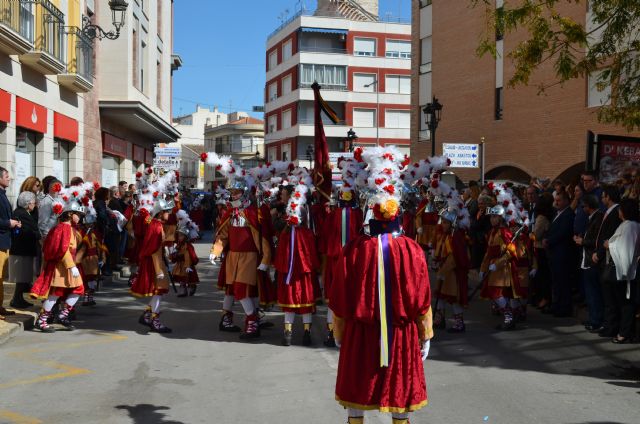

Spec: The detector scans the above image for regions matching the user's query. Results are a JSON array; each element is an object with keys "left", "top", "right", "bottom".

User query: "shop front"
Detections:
[
  {"left": 14, "top": 97, "right": 47, "bottom": 194},
  {"left": 102, "top": 132, "right": 128, "bottom": 188},
  {"left": 53, "top": 112, "right": 79, "bottom": 185}
]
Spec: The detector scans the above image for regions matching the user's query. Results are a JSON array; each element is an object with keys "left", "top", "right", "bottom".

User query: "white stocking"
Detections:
[
  {"left": 495, "top": 297, "right": 508, "bottom": 309},
  {"left": 452, "top": 303, "right": 464, "bottom": 315},
  {"left": 436, "top": 299, "right": 445, "bottom": 311},
  {"left": 302, "top": 313, "right": 313, "bottom": 324},
  {"left": 239, "top": 298, "right": 255, "bottom": 316},
  {"left": 326, "top": 308, "right": 334, "bottom": 324},
  {"left": 510, "top": 298, "right": 521, "bottom": 309},
  {"left": 252, "top": 297, "right": 260, "bottom": 310},
  {"left": 347, "top": 408, "right": 364, "bottom": 418},
  {"left": 65, "top": 294, "right": 80, "bottom": 307},
  {"left": 88, "top": 280, "right": 97, "bottom": 290},
  {"left": 43, "top": 295, "right": 59, "bottom": 312},
  {"left": 149, "top": 295, "right": 162, "bottom": 313},
  {"left": 222, "top": 295, "right": 234, "bottom": 312},
  {"left": 284, "top": 311, "right": 295, "bottom": 325},
  {"left": 392, "top": 412, "right": 409, "bottom": 420}
]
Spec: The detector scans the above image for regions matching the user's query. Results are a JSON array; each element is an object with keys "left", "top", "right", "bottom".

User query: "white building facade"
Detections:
[{"left": 264, "top": 3, "right": 411, "bottom": 164}]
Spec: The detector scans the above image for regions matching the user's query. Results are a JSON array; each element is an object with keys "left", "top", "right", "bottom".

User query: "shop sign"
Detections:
[
  {"left": 0, "top": 89, "right": 10, "bottom": 123},
  {"left": 16, "top": 97, "right": 47, "bottom": 134},
  {"left": 598, "top": 138, "right": 640, "bottom": 183},
  {"left": 54, "top": 112, "right": 79, "bottom": 143},
  {"left": 145, "top": 150, "right": 154, "bottom": 165},
  {"left": 133, "top": 145, "right": 145, "bottom": 163},
  {"left": 103, "top": 133, "right": 128, "bottom": 158},
  {"left": 153, "top": 156, "right": 180, "bottom": 171}
]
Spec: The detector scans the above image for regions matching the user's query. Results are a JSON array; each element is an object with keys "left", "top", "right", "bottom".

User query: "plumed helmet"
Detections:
[
  {"left": 488, "top": 204, "right": 506, "bottom": 218},
  {"left": 151, "top": 198, "right": 175, "bottom": 217},
  {"left": 63, "top": 199, "right": 85, "bottom": 215},
  {"left": 439, "top": 208, "right": 458, "bottom": 226}
]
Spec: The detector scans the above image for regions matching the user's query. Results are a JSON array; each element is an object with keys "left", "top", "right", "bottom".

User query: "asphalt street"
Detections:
[{"left": 0, "top": 232, "right": 639, "bottom": 424}]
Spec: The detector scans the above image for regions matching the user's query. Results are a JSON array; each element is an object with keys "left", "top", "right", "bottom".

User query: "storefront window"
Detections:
[
  {"left": 53, "top": 138, "right": 70, "bottom": 184},
  {"left": 14, "top": 129, "right": 37, "bottom": 194},
  {"left": 102, "top": 155, "right": 121, "bottom": 188}
]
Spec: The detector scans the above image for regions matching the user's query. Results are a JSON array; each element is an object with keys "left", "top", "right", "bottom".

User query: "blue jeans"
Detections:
[{"left": 583, "top": 266, "right": 603, "bottom": 326}]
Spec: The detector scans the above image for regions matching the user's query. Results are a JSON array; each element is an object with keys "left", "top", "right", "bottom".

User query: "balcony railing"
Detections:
[
  {"left": 67, "top": 27, "right": 92, "bottom": 81},
  {"left": 297, "top": 117, "right": 345, "bottom": 125},
  {"left": 299, "top": 82, "right": 347, "bottom": 91},
  {"left": 35, "top": 0, "right": 64, "bottom": 63},
  {"left": 299, "top": 46, "right": 347, "bottom": 54},
  {"left": 215, "top": 142, "right": 261, "bottom": 154},
  {"left": 0, "top": 0, "right": 35, "bottom": 43}
]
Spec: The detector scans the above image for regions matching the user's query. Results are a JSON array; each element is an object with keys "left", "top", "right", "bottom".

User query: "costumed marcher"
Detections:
[
  {"left": 31, "top": 189, "right": 86, "bottom": 332},
  {"left": 79, "top": 199, "right": 106, "bottom": 306},
  {"left": 479, "top": 183, "right": 529, "bottom": 331},
  {"left": 171, "top": 212, "right": 200, "bottom": 298},
  {"left": 415, "top": 185, "right": 439, "bottom": 251},
  {"left": 274, "top": 169, "right": 321, "bottom": 346},
  {"left": 126, "top": 169, "right": 154, "bottom": 286},
  {"left": 331, "top": 147, "right": 433, "bottom": 423},
  {"left": 204, "top": 153, "right": 273, "bottom": 339},
  {"left": 320, "top": 157, "right": 364, "bottom": 347},
  {"left": 130, "top": 172, "right": 179, "bottom": 333}
]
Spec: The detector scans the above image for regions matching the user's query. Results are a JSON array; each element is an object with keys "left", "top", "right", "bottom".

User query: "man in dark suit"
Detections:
[
  {"left": 592, "top": 185, "right": 622, "bottom": 337},
  {"left": 543, "top": 190, "right": 575, "bottom": 317},
  {"left": 0, "top": 167, "right": 22, "bottom": 319},
  {"left": 573, "top": 194, "right": 604, "bottom": 331}
]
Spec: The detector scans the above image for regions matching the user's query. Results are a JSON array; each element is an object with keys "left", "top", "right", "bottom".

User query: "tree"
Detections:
[{"left": 474, "top": 0, "right": 640, "bottom": 130}]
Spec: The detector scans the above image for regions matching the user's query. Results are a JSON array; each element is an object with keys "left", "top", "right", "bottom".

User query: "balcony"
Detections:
[
  {"left": 58, "top": 28, "right": 93, "bottom": 92},
  {"left": 299, "top": 82, "right": 347, "bottom": 92},
  {"left": 0, "top": 0, "right": 34, "bottom": 55},
  {"left": 20, "top": 0, "right": 65, "bottom": 75},
  {"left": 214, "top": 140, "right": 262, "bottom": 155}
]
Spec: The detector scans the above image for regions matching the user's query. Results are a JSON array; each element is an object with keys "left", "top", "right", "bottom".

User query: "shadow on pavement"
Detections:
[{"left": 115, "top": 404, "right": 185, "bottom": 424}]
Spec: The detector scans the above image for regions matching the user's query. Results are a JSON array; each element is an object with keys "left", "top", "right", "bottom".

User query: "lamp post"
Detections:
[
  {"left": 422, "top": 96, "right": 443, "bottom": 156},
  {"left": 81, "top": 0, "right": 129, "bottom": 40},
  {"left": 364, "top": 76, "right": 380, "bottom": 146},
  {"left": 346, "top": 128, "right": 358, "bottom": 152}
]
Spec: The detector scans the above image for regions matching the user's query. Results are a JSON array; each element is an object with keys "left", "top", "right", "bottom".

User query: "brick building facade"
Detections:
[{"left": 411, "top": 0, "right": 640, "bottom": 185}]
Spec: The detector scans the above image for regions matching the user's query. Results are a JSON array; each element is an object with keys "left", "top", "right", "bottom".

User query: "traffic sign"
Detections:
[
  {"left": 442, "top": 143, "right": 479, "bottom": 168},
  {"left": 153, "top": 156, "right": 180, "bottom": 171},
  {"left": 154, "top": 146, "right": 181, "bottom": 157}
]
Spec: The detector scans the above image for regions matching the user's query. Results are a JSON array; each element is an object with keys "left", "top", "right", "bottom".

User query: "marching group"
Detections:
[{"left": 0, "top": 147, "right": 639, "bottom": 423}]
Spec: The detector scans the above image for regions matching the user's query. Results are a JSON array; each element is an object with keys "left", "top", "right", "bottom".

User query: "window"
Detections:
[
  {"left": 282, "top": 144, "right": 290, "bottom": 161},
  {"left": 140, "top": 39, "right": 147, "bottom": 92},
  {"left": 268, "top": 50, "right": 278, "bottom": 70},
  {"left": 353, "top": 109, "right": 375, "bottom": 127},
  {"left": 53, "top": 139, "right": 70, "bottom": 184},
  {"left": 420, "top": 36, "right": 432, "bottom": 74},
  {"left": 385, "top": 110, "right": 410, "bottom": 128},
  {"left": 386, "top": 40, "right": 411, "bottom": 59},
  {"left": 588, "top": 71, "right": 611, "bottom": 107},
  {"left": 268, "top": 82, "right": 278, "bottom": 101},
  {"left": 495, "top": 87, "right": 503, "bottom": 120},
  {"left": 282, "top": 74, "right": 292, "bottom": 95},
  {"left": 282, "top": 109, "right": 292, "bottom": 129},
  {"left": 14, "top": 129, "right": 37, "bottom": 194},
  {"left": 157, "top": 0, "right": 163, "bottom": 36},
  {"left": 299, "top": 64, "right": 347, "bottom": 90},
  {"left": 353, "top": 73, "right": 376, "bottom": 92},
  {"left": 354, "top": 38, "right": 376, "bottom": 56},
  {"left": 156, "top": 58, "right": 162, "bottom": 108},
  {"left": 132, "top": 20, "right": 138, "bottom": 88},
  {"left": 268, "top": 114, "right": 277, "bottom": 133},
  {"left": 385, "top": 75, "right": 410, "bottom": 94},
  {"left": 419, "top": 0, "right": 432, "bottom": 6},
  {"left": 283, "top": 39, "right": 293, "bottom": 61}
]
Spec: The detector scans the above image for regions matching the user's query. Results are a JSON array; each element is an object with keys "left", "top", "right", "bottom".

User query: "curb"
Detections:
[{"left": 0, "top": 311, "right": 36, "bottom": 346}]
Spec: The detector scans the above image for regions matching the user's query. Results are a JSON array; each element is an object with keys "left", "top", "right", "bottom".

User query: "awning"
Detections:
[
  {"left": 99, "top": 100, "right": 181, "bottom": 144},
  {"left": 300, "top": 27, "right": 348, "bottom": 35},
  {"left": 54, "top": 112, "right": 79, "bottom": 143},
  {"left": 16, "top": 97, "right": 47, "bottom": 134},
  {"left": 0, "top": 89, "right": 10, "bottom": 123}
]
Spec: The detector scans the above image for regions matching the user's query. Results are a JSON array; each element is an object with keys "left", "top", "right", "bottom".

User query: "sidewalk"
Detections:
[{"left": 0, "top": 282, "right": 37, "bottom": 345}]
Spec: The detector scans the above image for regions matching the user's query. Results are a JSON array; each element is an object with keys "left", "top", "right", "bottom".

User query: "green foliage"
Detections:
[{"left": 473, "top": 0, "right": 640, "bottom": 130}]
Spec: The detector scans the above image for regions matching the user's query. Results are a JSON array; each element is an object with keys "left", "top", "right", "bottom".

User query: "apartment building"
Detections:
[
  {"left": 203, "top": 113, "right": 264, "bottom": 188},
  {"left": 88, "top": 0, "right": 181, "bottom": 187},
  {"left": 0, "top": 0, "right": 93, "bottom": 200},
  {"left": 264, "top": 0, "right": 411, "bottom": 165},
  {"left": 411, "top": 0, "right": 640, "bottom": 184}
]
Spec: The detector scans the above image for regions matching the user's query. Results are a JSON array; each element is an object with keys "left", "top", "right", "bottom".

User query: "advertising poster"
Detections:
[
  {"left": 598, "top": 138, "right": 640, "bottom": 183},
  {"left": 13, "top": 151, "right": 31, "bottom": 196},
  {"left": 102, "top": 168, "right": 118, "bottom": 189}
]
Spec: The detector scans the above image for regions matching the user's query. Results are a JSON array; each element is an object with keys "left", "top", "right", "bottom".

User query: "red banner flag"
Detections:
[{"left": 312, "top": 82, "right": 339, "bottom": 202}]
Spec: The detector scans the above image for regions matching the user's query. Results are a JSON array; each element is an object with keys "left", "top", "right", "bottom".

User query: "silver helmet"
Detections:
[
  {"left": 177, "top": 224, "right": 190, "bottom": 237},
  {"left": 63, "top": 200, "right": 85, "bottom": 215},
  {"left": 487, "top": 204, "right": 506, "bottom": 218},
  {"left": 439, "top": 208, "right": 458, "bottom": 226},
  {"left": 151, "top": 198, "right": 175, "bottom": 217},
  {"left": 84, "top": 212, "right": 97, "bottom": 225}
]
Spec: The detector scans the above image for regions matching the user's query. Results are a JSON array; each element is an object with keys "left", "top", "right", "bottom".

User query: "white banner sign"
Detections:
[
  {"left": 153, "top": 156, "right": 180, "bottom": 171},
  {"left": 154, "top": 146, "right": 181, "bottom": 157},
  {"left": 442, "top": 143, "right": 479, "bottom": 168},
  {"left": 13, "top": 151, "right": 31, "bottom": 196},
  {"left": 102, "top": 168, "right": 118, "bottom": 188}
]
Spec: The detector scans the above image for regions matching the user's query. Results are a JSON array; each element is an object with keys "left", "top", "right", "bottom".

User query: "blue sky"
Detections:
[{"left": 172, "top": 0, "right": 411, "bottom": 119}]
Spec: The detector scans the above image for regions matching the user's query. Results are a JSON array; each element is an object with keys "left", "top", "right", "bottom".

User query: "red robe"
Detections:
[
  {"left": 434, "top": 229, "right": 471, "bottom": 306},
  {"left": 131, "top": 219, "right": 168, "bottom": 297},
  {"left": 125, "top": 213, "right": 147, "bottom": 264},
  {"left": 171, "top": 242, "right": 200, "bottom": 284},
  {"left": 30, "top": 223, "right": 72, "bottom": 299},
  {"left": 331, "top": 234, "right": 431, "bottom": 413},
  {"left": 402, "top": 211, "right": 416, "bottom": 239},
  {"left": 310, "top": 203, "right": 329, "bottom": 252},
  {"left": 321, "top": 206, "right": 364, "bottom": 304},
  {"left": 275, "top": 226, "right": 320, "bottom": 313}
]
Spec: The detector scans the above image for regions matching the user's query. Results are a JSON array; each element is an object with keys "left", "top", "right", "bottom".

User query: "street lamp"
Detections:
[
  {"left": 364, "top": 76, "right": 380, "bottom": 146},
  {"left": 81, "top": 0, "right": 129, "bottom": 40},
  {"left": 422, "top": 96, "right": 443, "bottom": 156},
  {"left": 346, "top": 128, "right": 358, "bottom": 152}
]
